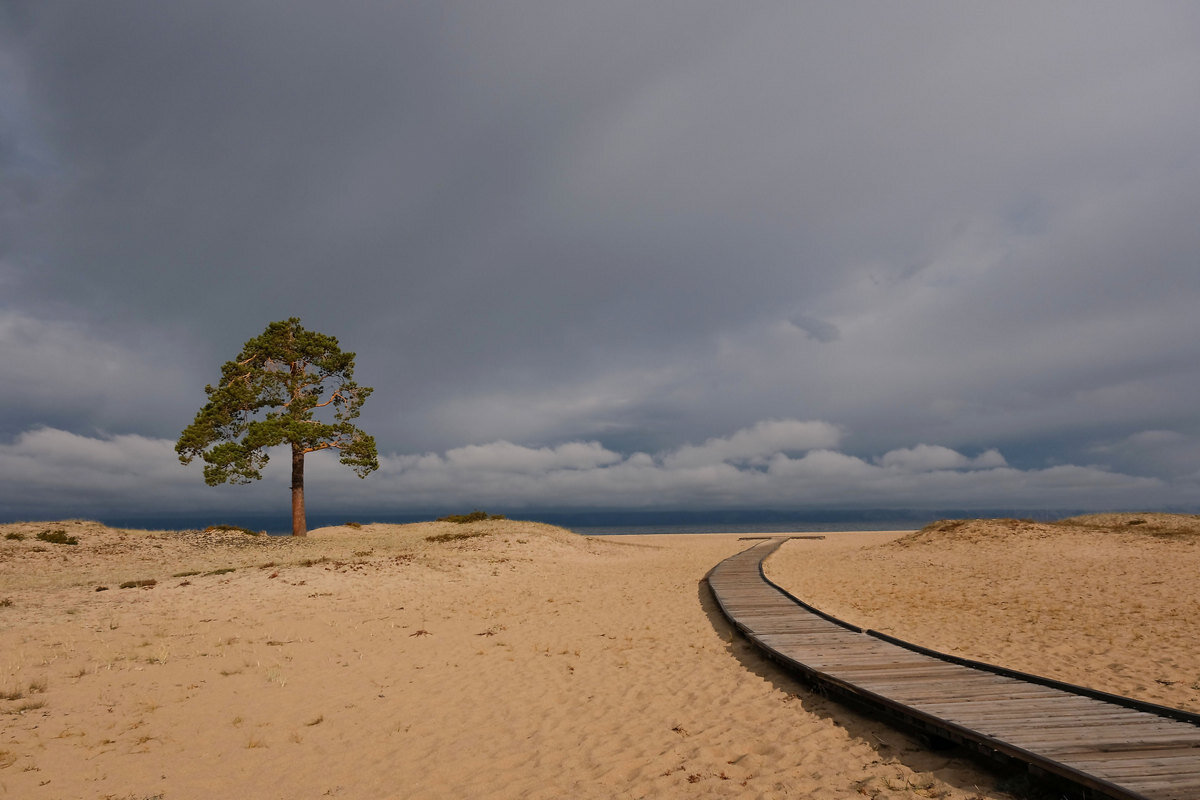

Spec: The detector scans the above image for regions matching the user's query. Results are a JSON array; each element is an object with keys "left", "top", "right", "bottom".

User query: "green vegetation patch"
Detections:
[
  {"left": 4, "top": 532, "right": 25, "bottom": 541},
  {"left": 435, "top": 510, "right": 506, "bottom": 524},
  {"left": 119, "top": 579, "right": 157, "bottom": 589},
  {"left": 36, "top": 529, "right": 79, "bottom": 545}
]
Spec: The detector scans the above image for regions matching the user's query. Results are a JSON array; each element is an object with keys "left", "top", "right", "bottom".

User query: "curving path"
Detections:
[{"left": 706, "top": 538, "right": 1200, "bottom": 800}]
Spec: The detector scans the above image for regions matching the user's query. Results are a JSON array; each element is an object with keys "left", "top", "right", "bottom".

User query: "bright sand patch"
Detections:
[
  {"left": 0, "top": 520, "right": 1011, "bottom": 799},
  {"left": 765, "top": 514, "right": 1200, "bottom": 714}
]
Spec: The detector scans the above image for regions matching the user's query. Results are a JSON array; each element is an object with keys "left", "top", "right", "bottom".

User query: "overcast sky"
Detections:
[{"left": 3, "top": 2, "right": 1200, "bottom": 522}]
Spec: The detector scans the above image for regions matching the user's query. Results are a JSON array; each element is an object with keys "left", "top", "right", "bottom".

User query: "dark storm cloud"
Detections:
[{"left": 3, "top": 2, "right": 1200, "bottom": 517}]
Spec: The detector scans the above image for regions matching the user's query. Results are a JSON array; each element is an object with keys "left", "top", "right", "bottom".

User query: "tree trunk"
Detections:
[{"left": 291, "top": 443, "right": 307, "bottom": 537}]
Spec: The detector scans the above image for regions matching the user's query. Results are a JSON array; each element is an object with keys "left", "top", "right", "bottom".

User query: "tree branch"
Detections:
[{"left": 310, "top": 390, "right": 344, "bottom": 409}]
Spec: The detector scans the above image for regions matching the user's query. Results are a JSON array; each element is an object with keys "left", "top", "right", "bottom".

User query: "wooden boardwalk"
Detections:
[{"left": 706, "top": 538, "right": 1200, "bottom": 800}]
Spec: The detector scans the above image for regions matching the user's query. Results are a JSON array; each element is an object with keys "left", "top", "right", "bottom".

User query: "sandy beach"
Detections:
[{"left": 2, "top": 515, "right": 1195, "bottom": 798}]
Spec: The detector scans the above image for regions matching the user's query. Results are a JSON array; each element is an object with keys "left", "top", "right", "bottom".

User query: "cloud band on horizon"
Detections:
[{"left": 0, "top": 419, "right": 1183, "bottom": 521}]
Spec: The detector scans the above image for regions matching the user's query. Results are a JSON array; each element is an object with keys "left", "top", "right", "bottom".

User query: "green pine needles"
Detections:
[{"left": 176, "top": 318, "right": 379, "bottom": 536}]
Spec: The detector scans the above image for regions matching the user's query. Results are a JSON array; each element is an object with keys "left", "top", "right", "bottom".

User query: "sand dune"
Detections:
[{"left": 6, "top": 515, "right": 1175, "bottom": 798}]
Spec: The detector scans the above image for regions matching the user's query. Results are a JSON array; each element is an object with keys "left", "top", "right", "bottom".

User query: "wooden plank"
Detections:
[
  {"left": 945, "top": 710, "right": 1157, "bottom": 727},
  {"left": 911, "top": 695, "right": 1111, "bottom": 715},
  {"left": 1032, "top": 735, "right": 1200, "bottom": 752},
  {"left": 1063, "top": 749, "right": 1200, "bottom": 765},
  {"left": 1110, "top": 778, "right": 1200, "bottom": 796},
  {"left": 816, "top": 656, "right": 966, "bottom": 669},
  {"left": 760, "top": 632, "right": 880, "bottom": 643},
  {"left": 880, "top": 679, "right": 1059, "bottom": 696},
  {"left": 1090, "top": 763, "right": 1200, "bottom": 779},
  {"left": 1000, "top": 733, "right": 1200, "bottom": 754}
]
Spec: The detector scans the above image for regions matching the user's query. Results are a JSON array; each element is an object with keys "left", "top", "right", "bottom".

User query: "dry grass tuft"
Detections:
[
  {"left": 435, "top": 510, "right": 506, "bottom": 524},
  {"left": 205, "top": 524, "right": 262, "bottom": 536},
  {"left": 118, "top": 579, "right": 157, "bottom": 589},
  {"left": 425, "top": 530, "right": 489, "bottom": 543}
]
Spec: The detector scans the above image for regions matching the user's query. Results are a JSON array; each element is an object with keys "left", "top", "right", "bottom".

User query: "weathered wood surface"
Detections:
[{"left": 706, "top": 538, "right": 1200, "bottom": 800}]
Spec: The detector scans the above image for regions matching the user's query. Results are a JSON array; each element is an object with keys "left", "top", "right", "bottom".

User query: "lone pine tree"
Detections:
[{"left": 176, "top": 318, "right": 378, "bottom": 536}]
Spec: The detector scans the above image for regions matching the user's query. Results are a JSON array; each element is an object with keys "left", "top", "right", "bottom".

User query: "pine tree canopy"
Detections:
[{"left": 176, "top": 318, "right": 379, "bottom": 488}]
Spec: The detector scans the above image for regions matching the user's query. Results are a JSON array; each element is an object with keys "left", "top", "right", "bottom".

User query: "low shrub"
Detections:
[
  {"left": 425, "top": 530, "right": 489, "bottom": 543},
  {"left": 118, "top": 579, "right": 157, "bottom": 589},
  {"left": 435, "top": 510, "right": 506, "bottom": 524},
  {"left": 4, "top": 532, "right": 24, "bottom": 541},
  {"left": 36, "top": 529, "right": 79, "bottom": 545},
  {"left": 204, "top": 524, "right": 261, "bottom": 536},
  {"left": 343, "top": 521, "right": 363, "bottom": 529}
]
